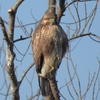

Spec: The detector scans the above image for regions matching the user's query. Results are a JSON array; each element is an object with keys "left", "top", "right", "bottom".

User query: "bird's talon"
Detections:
[
  {"left": 38, "top": 73, "right": 45, "bottom": 78},
  {"left": 55, "top": 55, "right": 59, "bottom": 60},
  {"left": 49, "top": 66, "right": 54, "bottom": 72},
  {"left": 57, "top": 56, "right": 59, "bottom": 59}
]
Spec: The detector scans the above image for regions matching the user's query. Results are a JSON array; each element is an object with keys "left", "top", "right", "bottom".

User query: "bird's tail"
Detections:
[{"left": 38, "top": 76, "right": 51, "bottom": 96}]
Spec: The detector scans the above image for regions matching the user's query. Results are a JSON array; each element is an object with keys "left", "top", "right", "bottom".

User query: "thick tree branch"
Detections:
[
  {"left": 48, "top": 0, "right": 56, "bottom": 13},
  {"left": 7, "top": 0, "right": 23, "bottom": 41},
  {"left": 2, "top": 0, "right": 24, "bottom": 100},
  {"left": 57, "top": 0, "right": 66, "bottom": 22},
  {"left": 48, "top": 71, "right": 60, "bottom": 100}
]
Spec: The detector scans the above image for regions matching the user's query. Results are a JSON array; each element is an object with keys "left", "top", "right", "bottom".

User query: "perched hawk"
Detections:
[{"left": 32, "top": 12, "right": 69, "bottom": 96}]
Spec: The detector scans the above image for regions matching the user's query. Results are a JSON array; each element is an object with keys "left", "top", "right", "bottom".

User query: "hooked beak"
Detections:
[{"left": 50, "top": 18, "right": 55, "bottom": 22}]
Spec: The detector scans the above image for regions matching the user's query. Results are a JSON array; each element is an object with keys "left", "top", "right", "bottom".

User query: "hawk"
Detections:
[{"left": 32, "top": 12, "right": 69, "bottom": 96}]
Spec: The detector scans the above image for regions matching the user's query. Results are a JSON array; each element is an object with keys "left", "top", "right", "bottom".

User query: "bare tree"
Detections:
[{"left": 0, "top": 0, "right": 100, "bottom": 100}]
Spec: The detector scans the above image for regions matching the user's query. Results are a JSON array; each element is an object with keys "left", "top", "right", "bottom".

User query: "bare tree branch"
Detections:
[
  {"left": 13, "top": 36, "right": 32, "bottom": 43},
  {"left": 4, "top": 84, "right": 11, "bottom": 100},
  {"left": 48, "top": 0, "right": 56, "bottom": 13},
  {"left": 69, "top": 32, "right": 100, "bottom": 43},
  {"left": 0, "top": 17, "right": 9, "bottom": 43},
  {"left": 0, "top": 0, "right": 100, "bottom": 100},
  {"left": 13, "top": 28, "right": 33, "bottom": 43},
  {"left": 82, "top": 72, "right": 96, "bottom": 99},
  {"left": 1, "top": 0, "right": 24, "bottom": 100},
  {"left": 48, "top": 71, "right": 60, "bottom": 100},
  {"left": 92, "top": 60, "right": 100, "bottom": 100},
  {"left": 57, "top": 0, "right": 66, "bottom": 22},
  {"left": 19, "top": 62, "right": 35, "bottom": 86}
]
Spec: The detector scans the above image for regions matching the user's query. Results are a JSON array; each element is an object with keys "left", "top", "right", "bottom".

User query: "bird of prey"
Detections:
[{"left": 32, "top": 12, "right": 69, "bottom": 96}]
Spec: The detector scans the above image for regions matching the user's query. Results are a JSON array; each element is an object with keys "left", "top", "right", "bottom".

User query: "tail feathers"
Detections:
[{"left": 39, "top": 77, "right": 51, "bottom": 96}]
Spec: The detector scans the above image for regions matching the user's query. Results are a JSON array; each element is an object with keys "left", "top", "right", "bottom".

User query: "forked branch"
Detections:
[{"left": 0, "top": 0, "right": 24, "bottom": 100}]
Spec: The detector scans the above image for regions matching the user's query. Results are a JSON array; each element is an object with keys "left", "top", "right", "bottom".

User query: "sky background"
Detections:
[{"left": 0, "top": 0, "right": 100, "bottom": 100}]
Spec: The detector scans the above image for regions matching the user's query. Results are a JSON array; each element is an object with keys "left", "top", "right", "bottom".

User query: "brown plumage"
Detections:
[{"left": 32, "top": 12, "right": 69, "bottom": 96}]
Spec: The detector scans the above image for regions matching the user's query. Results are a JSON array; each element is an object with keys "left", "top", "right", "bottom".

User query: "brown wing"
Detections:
[
  {"left": 58, "top": 25, "right": 69, "bottom": 57},
  {"left": 32, "top": 24, "right": 55, "bottom": 73},
  {"left": 32, "top": 24, "right": 43, "bottom": 73}
]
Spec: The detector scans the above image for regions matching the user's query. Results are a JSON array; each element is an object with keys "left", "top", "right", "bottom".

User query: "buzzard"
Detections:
[{"left": 32, "top": 12, "right": 69, "bottom": 96}]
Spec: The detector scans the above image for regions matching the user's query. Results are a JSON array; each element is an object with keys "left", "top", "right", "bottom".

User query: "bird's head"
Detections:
[{"left": 41, "top": 13, "right": 57, "bottom": 25}]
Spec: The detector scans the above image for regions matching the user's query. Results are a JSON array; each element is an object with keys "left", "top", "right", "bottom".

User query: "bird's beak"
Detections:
[{"left": 50, "top": 18, "right": 55, "bottom": 22}]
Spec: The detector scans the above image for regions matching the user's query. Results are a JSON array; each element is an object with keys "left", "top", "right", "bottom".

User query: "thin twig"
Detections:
[
  {"left": 69, "top": 32, "right": 100, "bottom": 43},
  {"left": 70, "top": 59, "right": 82, "bottom": 99},
  {"left": 88, "top": 0, "right": 99, "bottom": 32},
  {"left": 67, "top": 58, "right": 79, "bottom": 97},
  {"left": 82, "top": 72, "right": 96, "bottom": 98},
  {"left": 13, "top": 36, "right": 32, "bottom": 43},
  {"left": 92, "top": 59, "right": 100, "bottom": 100},
  {"left": 19, "top": 62, "right": 35, "bottom": 86}
]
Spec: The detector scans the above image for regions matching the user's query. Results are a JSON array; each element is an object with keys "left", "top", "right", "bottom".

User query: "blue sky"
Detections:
[{"left": 0, "top": 0, "right": 100, "bottom": 100}]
